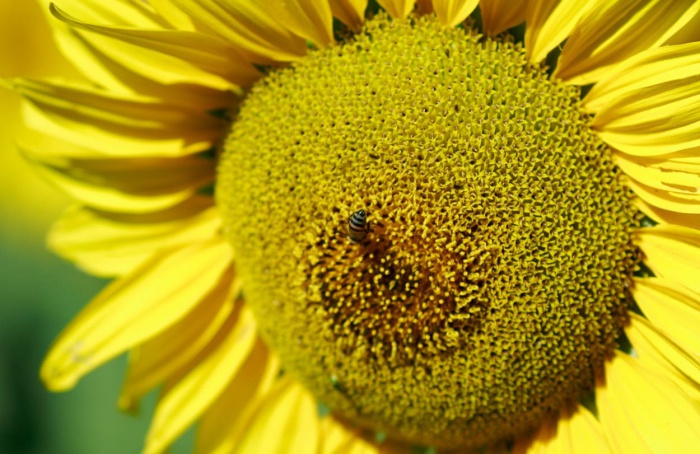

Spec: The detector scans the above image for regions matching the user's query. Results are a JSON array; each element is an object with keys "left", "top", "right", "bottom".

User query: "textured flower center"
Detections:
[{"left": 217, "top": 15, "right": 639, "bottom": 449}]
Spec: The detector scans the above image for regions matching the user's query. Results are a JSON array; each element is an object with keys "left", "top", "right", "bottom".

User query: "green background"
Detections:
[{"left": 0, "top": 227, "right": 196, "bottom": 454}]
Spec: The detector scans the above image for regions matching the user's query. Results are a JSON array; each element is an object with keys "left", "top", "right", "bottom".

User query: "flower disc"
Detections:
[{"left": 218, "top": 15, "right": 639, "bottom": 448}]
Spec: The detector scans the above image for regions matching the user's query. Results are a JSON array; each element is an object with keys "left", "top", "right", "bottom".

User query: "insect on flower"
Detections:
[{"left": 346, "top": 209, "right": 370, "bottom": 243}]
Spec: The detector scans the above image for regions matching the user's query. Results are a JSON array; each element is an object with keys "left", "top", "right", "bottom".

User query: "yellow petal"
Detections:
[
  {"left": 636, "top": 225, "right": 700, "bottom": 294},
  {"left": 626, "top": 313, "right": 700, "bottom": 395},
  {"left": 584, "top": 42, "right": 700, "bottom": 113},
  {"left": 319, "top": 417, "right": 380, "bottom": 454},
  {"left": 195, "top": 342, "right": 280, "bottom": 454},
  {"left": 119, "top": 270, "right": 236, "bottom": 412},
  {"left": 626, "top": 177, "right": 700, "bottom": 214},
  {"left": 432, "top": 0, "right": 479, "bottom": 27},
  {"left": 231, "top": 377, "right": 320, "bottom": 454},
  {"left": 556, "top": 0, "right": 700, "bottom": 85},
  {"left": 162, "top": 0, "right": 308, "bottom": 64},
  {"left": 329, "top": 0, "right": 367, "bottom": 30},
  {"left": 377, "top": 0, "right": 416, "bottom": 19},
  {"left": 665, "top": 6, "right": 700, "bottom": 45},
  {"left": 272, "top": 0, "right": 334, "bottom": 48},
  {"left": 596, "top": 351, "right": 700, "bottom": 453},
  {"left": 25, "top": 151, "right": 215, "bottom": 207},
  {"left": 525, "top": 0, "right": 598, "bottom": 64},
  {"left": 40, "top": 0, "right": 240, "bottom": 91},
  {"left": 480, "top": 0, "right": 527, "bottom": 36},
  {"left": 48, "top": 200, "right": 220, "bottom": 277},
  {"left": 592, "top": 89, "right": 700, "bottom": 158},
  {"left": 9, "top": 36, "right": 234, "bottom": 115},
  {"left": 28, "top": 158, "right": 196, "bottom": 214},
  {"left": 632, "top": 277, "right": 700, "bottom": 360},
  {"left": 50, "top": 4, "right": 261, "bottom": 88},
  {"left": 15, "top": 85, "right": 221, "bottom": 158},
  {"left": 21, "top": 141, "right": 215, "bottom": 213},
  {"left": 615, "top": 153, "right": 700, "bottom": 201},
  {"left": 148, "top": 0, "right": 196, "bottom": 31},
  {"left": 40, "top": 238, "right": 233, "bottom": 391},
  {"left": 634, "top": 197, "right": 700, "bottom": 231},
  {"left": 513, "top": 405, "right": 612, "bottom": 454},
  {"left": 144, "top": 306, "right": 257, "bottom": 454}
]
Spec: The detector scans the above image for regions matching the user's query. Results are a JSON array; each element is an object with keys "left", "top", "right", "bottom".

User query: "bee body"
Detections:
[{"left": 347, "top": 209, "right": 370, "bottom": 243}]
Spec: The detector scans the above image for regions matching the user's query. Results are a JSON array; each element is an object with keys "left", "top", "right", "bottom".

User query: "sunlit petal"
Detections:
[
  {"left": 48, "top": 200, "right": 220, "bottom": 277},
  {"left": 513, "top": 405, "right": 612, "bottom": 454},
  {"left": 596, "top": 351, "right": 700, "bottom": 453},
  {"left": 118, "top": 272, "right": 235, "bottom": 411},
  {"left": 144, "top": 306, "right": 257, "bottom": 454},
  {"left": 195, "top": 342, "right": 280, "bottom": 454},
  {"left": 636, "top": 225, "right": 700, "bottom": 294},
  {"left": 525, "top": 0, "right": 598, "bottom": 64},
  {"left": 377, "top": 0, "right": 416, "bottom": 19},
  {"left": 229, "top": 377, "right": 320, "bottom": 454},
  {"left": 159, "top": 0, "right": 308, "bottom": 63},
  {"left": 50, "top": 4, "right": 261, "bottom": 88},
  {"left": 432, "top": 0, "right": 479, "bottom": 27},
  {"left": 556, "top": 0, "right": 700, "bottom": 85},
  {"left": 40, "top": 238, "right": 233, "bottom": 391}
]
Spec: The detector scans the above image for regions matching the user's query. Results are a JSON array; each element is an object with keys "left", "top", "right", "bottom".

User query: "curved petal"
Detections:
[
  {"left": 626, "top": 313, "right": 700, "bottom": 394},
  {"left": 615, "top": 153, "right": 700, "bottom": 208},
  {"left": 591, "top": 77, "right": 700, "bottom": 159},
  {"left": 48, "top": 200, "right": 220, "bottom": 277},
  {"left": 636, "top": 225, "right": 700, "bottom": 294},
  {"left": 160, "top": 0, "right": 308, "bottom": 64},
  {"left": 195, "top": 341, "right": 280, "bottom": 454},
  {"left": 26, "top": 157, "right": 198, "bottom": 214},
  {"left": 50, "top": 4, "right": 261, "bottom": 88},
  {"left": 272, "top": 0, "right": 334, "bottom": 48},
  {"left": 556, "top": 0, "right": 700, "bottom": 85},
  {"left": 377, "top": 0, "right": 416, "bottom": 19},
  {"left": 119, "top": 270, "right": 237, "bottom": 411},
  {"left": 480, "top": 0, "right": 527, "bottom": 36},
  {"left": 144, "top": 306, "right": 257, "bottom": 454},
  {"left": 14, "top": 79, "right": 223, "bottom": 158},
  {"left": 228, "top": 376, "right": 320, "bottom": 454},
  {"left": 10, "top": 18, "right": 236, "bottom": 111},
  {"left": 665, "top": 7, "right": 700, "bottom": 45},
  {"left": 596, "top": 351, "right": 700, "bottom": 453},
  {"left": 20, "top": 131, "right": 215, "bottom": 214},
  {"left": 148, "top": 0, "right": 196, "bottom": 31},
  {"left": 513, "top": 405, "right": 613, "bottom": 454},
  {"left": 525, "top": 0, "right": 598, "bottom": 64},
  {"left": 24, "top": 148, "right": 214, "bottom": 215},
  {"left": 329, "top": 0, "right": 367, "bottom": 30},
  {"left": 432, "top": 0, "right": 479, "bottom": 27},
  {"left": 632, "top": 278, "right": 700, "bottom": 362},
  {"left": 40, "top": 0, "right": 242, "bottom": 91},
  {"left": 319, "top": 416, "right": 380, "bottom": 454},
  {"left": 40, "top": 238, "right": 233, "bottom": 391},
  {"left": 626, "top": 177, "right": 700, "bottom": 214},
  {"left": 584, "top": 42, "right": 700, "bottom": 113},
  {"left": 634, "top": 198, "right": 700, "bottom": 231}
]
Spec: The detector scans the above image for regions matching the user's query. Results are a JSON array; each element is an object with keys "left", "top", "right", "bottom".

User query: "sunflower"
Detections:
[{"left": 7, "top": 0, "right": 700, "bottom": 452}]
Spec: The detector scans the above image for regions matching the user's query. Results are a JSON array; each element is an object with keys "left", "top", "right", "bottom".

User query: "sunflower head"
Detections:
[{"left": 218, "top": 13, "right": 640, "bottom": 448}]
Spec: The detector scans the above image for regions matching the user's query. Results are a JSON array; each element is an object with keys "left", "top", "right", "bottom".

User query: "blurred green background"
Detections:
[{"left": 0, "top": 2, "right": 192, "bottom": 453}]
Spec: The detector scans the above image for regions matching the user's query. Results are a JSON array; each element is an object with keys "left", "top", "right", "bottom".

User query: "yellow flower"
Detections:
[{"left": 6, "top": 0, "right": 700, "bottom": 452}]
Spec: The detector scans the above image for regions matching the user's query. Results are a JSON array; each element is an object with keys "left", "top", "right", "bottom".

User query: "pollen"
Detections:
[{"left": 217, "top": 14, "right": 639, "bottom": 449}]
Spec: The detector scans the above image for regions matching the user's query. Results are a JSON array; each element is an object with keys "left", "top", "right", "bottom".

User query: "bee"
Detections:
[{"left": 346, "top": 209, "right": 370, "bottom": 243}]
